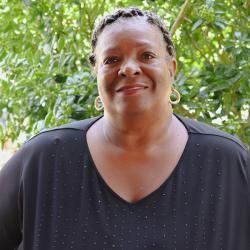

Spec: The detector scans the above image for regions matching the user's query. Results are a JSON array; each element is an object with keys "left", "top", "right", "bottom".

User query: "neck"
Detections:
[{"left": 101, "top": 108, "right": 174, "bottom": 151}]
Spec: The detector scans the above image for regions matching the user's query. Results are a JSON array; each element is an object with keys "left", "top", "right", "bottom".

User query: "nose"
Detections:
[{"left": 118, "top": 59, "right": 141, "bottom": 77}]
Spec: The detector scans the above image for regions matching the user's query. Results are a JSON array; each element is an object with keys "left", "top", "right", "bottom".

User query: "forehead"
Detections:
[{"left": 95, "top": 17, "right": 166, "bottom": 54}]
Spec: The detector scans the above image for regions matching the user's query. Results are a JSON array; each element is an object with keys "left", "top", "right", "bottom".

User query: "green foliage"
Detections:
[
  {"left": 173, "top": 0, "right": 250, "bottom": 146},
  {"left": 0, "top": 0, "right": 249, "bottom": 147}
]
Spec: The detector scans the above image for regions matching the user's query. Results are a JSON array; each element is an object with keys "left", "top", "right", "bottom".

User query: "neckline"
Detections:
[{"left": 84, "top": 114, "right": 191, "bottom": 206}]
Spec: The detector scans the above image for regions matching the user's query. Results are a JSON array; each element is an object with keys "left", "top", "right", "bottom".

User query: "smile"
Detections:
[{"left": 116, "top": 85, "right": 148, "bottom": 95}]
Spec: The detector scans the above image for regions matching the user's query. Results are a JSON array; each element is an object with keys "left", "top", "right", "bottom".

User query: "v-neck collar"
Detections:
[{"left": 83, "top": 113, "right": 191, "bottom": 206}]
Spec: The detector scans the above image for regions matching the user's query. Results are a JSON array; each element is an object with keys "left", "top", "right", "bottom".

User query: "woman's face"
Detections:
[{"left": 95, "top": 17, "right": 176, "bottom": 116}]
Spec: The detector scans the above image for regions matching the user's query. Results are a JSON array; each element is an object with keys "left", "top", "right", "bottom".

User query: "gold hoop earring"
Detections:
[
  {"left": 95, "top": 96, "right": 104, "bottom": 111},
  {"left": 169, "top": 88, "right": 181, "bottom": 105}
]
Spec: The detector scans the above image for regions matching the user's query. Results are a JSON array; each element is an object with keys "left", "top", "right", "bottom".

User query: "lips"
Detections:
[{"left": 116, "top": 84, "right": 148, "bottom": 92}]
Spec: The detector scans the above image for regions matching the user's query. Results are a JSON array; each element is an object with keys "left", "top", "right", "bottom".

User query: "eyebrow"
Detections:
[{"left": 101, "top": 41, "right": 154, "bottom": 54}]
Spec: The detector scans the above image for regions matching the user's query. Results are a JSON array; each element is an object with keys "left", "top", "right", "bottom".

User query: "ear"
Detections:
[
  {"left": 168, "top": 57, "right": 177, "bottom": 78},
  {"left": 91, "top": 61, "right": 98, "bottom": 75},
  {"left": 94, "top": 64, "right": 98, "bottom": 74}
]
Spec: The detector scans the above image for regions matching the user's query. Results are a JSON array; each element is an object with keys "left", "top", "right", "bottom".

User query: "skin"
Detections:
[
  {"left": 87, "top": 17, "right": 188, "bottom": 203},
  {"left": 95, "top": 17, "right": 175, "bottom": 136}
]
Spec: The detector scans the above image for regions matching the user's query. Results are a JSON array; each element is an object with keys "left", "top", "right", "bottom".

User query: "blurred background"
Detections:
[{"left": 0, "top": 0, "right": 249, "bottom": 167}]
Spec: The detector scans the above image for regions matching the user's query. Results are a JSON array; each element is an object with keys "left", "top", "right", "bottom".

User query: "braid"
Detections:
[{"left": 89, "top": 7, "right": 176, "bottom": 66}]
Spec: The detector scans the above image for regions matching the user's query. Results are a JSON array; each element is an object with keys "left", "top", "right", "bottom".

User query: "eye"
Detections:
[
  {"left": 141, "top": 52, "right": 155, "bottom": 60},
  {"left": 103, "top": 56, "right": 119, "bottom": 65}
]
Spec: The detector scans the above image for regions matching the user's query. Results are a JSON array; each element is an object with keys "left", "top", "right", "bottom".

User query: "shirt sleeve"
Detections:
[
  {"left": 0, "top": 148, "right": 23, "bottom": 249},
  {"left": 245, "top": 149, "right": 250, "bottom": 206}
]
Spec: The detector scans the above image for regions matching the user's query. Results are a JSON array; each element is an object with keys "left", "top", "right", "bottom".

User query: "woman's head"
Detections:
[
  {"left": 89, "top": 7, "right": 176, "bottom": 67},
  {"left": 91, "top": 7, "right": 177, "bottom": 116}
]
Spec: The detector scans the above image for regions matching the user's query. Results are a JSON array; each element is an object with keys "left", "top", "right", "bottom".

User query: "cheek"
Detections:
[
  {"left": 97, "top": 68, "right": 117, "bottom": 94},
  {"left": 145, "top": 64, "right": 172, "bottom": 87}
]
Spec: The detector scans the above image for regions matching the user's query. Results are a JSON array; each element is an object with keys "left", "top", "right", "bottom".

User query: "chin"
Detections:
[{"left": 116, "top": 103, "right": 152, "bottom": 116}]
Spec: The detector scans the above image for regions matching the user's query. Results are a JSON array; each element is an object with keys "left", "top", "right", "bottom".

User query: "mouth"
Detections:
[{"left": 116, "top": 85, "right": 148, "bottom": 95}]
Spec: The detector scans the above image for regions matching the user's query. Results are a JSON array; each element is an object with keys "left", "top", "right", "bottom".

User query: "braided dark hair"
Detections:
[{"left": 89, "top": 7, "right": 176, "bottom": 66}]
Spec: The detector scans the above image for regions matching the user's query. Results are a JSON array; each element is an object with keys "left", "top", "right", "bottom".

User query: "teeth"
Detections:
[
  {"left": 120, "top": 87, "right": 144, "bottom": 91},
  {"left": 128, "top": 87, "right": 142, "bottom": 90},
  {"left": 117, "top": 86, "right": 148, "bottom": 92}
]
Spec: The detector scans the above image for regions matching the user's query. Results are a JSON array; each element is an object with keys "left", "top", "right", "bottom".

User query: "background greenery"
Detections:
[{"left": 0, "top": 0, "right": 249, "bottom": 148}]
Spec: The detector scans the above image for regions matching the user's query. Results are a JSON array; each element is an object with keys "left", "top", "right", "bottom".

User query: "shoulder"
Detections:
[
  {"left": 9, "top": 116, "right": 102, "bottom": 177},
  {"left": 176, "top": 114, "right": 248, "bottom": 152},
  {"left": 177, "top": 114, "right": 250, "bottom": 190},
  {"left": 23, "top": 116, "right": 102, "bottom": 151}
]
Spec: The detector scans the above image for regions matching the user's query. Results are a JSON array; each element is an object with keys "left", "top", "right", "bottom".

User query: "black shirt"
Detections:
[{"left": 0, "top": 115, "right": 250, "bottom": 250}]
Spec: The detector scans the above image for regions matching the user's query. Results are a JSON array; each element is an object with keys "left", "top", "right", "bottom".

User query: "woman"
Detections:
[{"left": 0, "top": 7, "right": 249, "bottom": 250}]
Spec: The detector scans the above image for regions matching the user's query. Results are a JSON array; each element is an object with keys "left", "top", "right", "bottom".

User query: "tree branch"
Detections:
[{"left": 171, "top": 0, "right": 191, "bottom": 36}]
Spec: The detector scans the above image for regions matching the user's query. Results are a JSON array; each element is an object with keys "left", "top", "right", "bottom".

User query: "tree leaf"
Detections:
[{"left": 191, "top": 19, "right": 204, "bottom": 32}]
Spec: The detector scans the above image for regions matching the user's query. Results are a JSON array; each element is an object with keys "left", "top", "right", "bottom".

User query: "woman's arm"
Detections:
[{"left": 0, "top": 149, "right": 23, "bottom": 249}]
